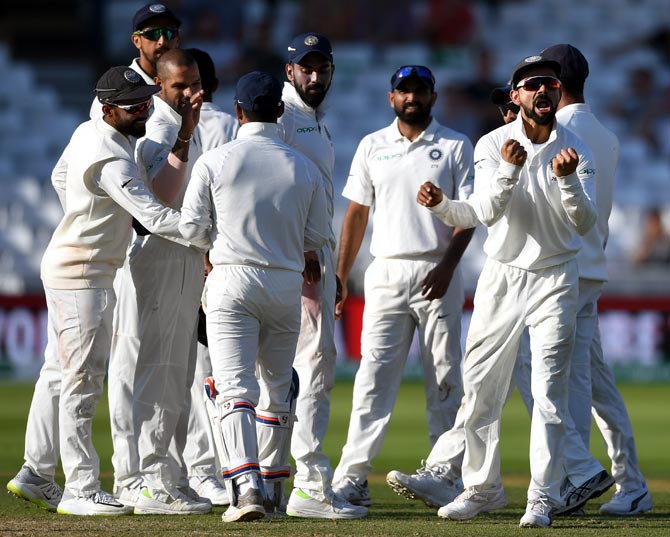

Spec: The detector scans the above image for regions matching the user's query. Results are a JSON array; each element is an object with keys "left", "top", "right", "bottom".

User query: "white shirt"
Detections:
[
  {"left": 557, "top": 103, "right": 619, "bottom": 281},
  {"left": 278, "top": 82, "right": 336, "bottom": 250},
  {"left": 42, "top": 119, "right": 183, "bottom": 289},
  {"left": 197, "top": 102, "right": 238, "bottom": 152},
  {"left": 179, "top": 122, "right": 330, "bottom": 273},
  {"left": 431, "top": 117, "right": 597, "bottom": 271},
  {"left": 136, "top": 96, "right": 202, "bottom": 209},
  {"left": 342, "top": 117, "right": 474, "bottom": 260}
]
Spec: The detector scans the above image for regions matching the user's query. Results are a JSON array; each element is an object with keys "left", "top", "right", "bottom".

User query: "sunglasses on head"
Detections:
[
  {"left": 133, "top": 27, "right": 179, "bottom": 41},
  {"left": 104, "top": 99, "right": 152, "bottom": 115},
  {"left": 515, "top": 76, "right": 561, "bottom": 92},
  {"left": 392, "top": 65, "right": 435, "bottom": 88}
]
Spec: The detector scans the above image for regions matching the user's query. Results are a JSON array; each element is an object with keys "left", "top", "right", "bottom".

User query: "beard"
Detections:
[
  {"left": 295, "top": 82, "right": 329, "bottom": 108},
  {"left": 522, "top": 95, "right": 556, "bottom": 125},
  {"left": 116, "top": 117, "right": 147, "bottom": 139},
  {"left": 394, "top": 101, "right": 432, "bottom": 125}
]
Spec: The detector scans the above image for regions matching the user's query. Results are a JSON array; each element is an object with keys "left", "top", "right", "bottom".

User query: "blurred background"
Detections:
[{"left": 0, "top": 0, "right": 669, "bottom": 379}]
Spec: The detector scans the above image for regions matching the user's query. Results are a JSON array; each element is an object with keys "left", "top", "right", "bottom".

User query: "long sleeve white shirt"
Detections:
[
  {"left": 430, "top": 116, "right": 597, "bottom": 271},
  {"left": 557, "top": 104, "right": 619, "bottom": 281},
  {"left": 42, "top": 119, "right": 183, "bottom": 289},
  {"left": 342, "top": 117, "right": 474, "bottom": 260},
  {"left": 179, "top": 122, "right": 329, "bottom": 273},
  {"left": 278, "top": 82, "right": 336, "bottom": 250}
]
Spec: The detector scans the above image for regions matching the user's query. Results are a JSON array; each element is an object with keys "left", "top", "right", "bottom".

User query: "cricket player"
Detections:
[
  {"left": 331, "top": 65, "right": 474, "bottom": 507},
  {"left": 276, "top": 32, "right": 366, "bottom": 519},
  {"left": 417, "top": 54, "right": 602, "bottom": 528},
  {"left": 6, "top": 66, "right": 190, "bottom": 516},
  {"left": 179, "top": 70, "right": 329, "bottom": 522}
]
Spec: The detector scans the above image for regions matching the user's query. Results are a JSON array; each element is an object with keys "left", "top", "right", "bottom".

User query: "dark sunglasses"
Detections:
[
  {"left": 104, "top": 99, "right": 152, "bottom": 115},
  {"left": 515, "top": 76, "right": 561, "bottom": 92},
  {"left": 391, "top": 65, "right": 435, "bottom": 88},
  {"left": 133, "top": 27, "right": 179, "bottom": 41}
]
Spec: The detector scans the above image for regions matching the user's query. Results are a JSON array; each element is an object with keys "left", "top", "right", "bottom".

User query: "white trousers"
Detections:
[
  {"left": 131, "top": 236, "right": 203, "bottom": 495},
  {"left": 107, "top": 254, "right": 141, "bottom": 488},
  {"left": 515, "top": 279, "right": 646, "bottom": 492},
  {"left": 206, "top": 265, "right": 302, "bottom": 473},
  {"left": 460, "top": 258, "right": 579, "bottom": 504},
  {"left": 291, "top": 245, "right": 338, "bottom": 495},
  {"left": 23, "top": 311, "right": 60, "bottom": 481},
  {"left": 25, "top": 287, "right": 115, "bottom": 496},
  {"left": 333, "top": 257, "right": 464, "bottom": 484}
]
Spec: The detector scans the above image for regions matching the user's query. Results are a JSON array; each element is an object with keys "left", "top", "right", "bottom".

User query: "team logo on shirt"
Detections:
[{"left": 429, "top": 149, "right": 443, "bottom": 161}]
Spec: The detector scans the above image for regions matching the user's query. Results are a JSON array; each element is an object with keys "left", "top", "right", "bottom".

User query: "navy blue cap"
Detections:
[
  {"left": 390, "top": 65, "right": 435, "bottom": 91},
  {"left": 95, "top": 66, "right": 159, "bottom": 104},
  {"left": 133, "top": 3, "right": 181, "bottom": 31},
  {"left": 287, "top": 33, "right": 333, "bottom": 64},
  {"left": 540, "top": 44, "right": 589, "bottom": 83},
  {"left": 234, "top": 71, "right": 283, "bottom": 113},
  {"left": 510, "top": 54, "right": 561, "bottom": 86}
]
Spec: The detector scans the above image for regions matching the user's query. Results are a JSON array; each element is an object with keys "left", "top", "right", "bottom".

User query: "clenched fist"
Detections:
[
  {"left": 501, "top": 139, "right": 527, "bottom": 166},
  {"left": 551, "top": 148, "right": 579, "bottom": 177},
  {"left": 417, "top": 181, "right": 443, "bottom": 207}
]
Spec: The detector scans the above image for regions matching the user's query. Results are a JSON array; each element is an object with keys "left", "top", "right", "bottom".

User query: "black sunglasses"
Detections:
[{"left": 133, "top": 27, "right": 179, "bottom": 41}]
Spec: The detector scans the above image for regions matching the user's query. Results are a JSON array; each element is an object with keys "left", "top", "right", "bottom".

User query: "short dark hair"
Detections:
[
  {"left": 242, "top": 101, "right": 281, "bottom": 123},
  {"left": 559, "top": 77, "right": 585, "bottom": 96}
]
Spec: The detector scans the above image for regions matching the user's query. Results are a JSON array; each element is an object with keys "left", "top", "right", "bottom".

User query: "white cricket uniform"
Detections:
[
  {"left": 277, "top": 81, "right": 339, "bottom": 496},
  {"left": 179, "top": 121, "right": 329, "bottom": 491},
  {"left": 102, "top": 57, "right": 158, "bottom": 492},
  {"left": 429, "top": 115, "right": 598, "bottom": 505},
  {"left": 24, "top": 118, "right": 182, "bottom": 497},
  {"left": 182, "top": 104, "right": 238, "bottom": 482},
  {"left": 135, "top": 96, "right": 206, "bottom": 498},
  {"left": 514, "top": 103, "right": 647, "bottom": 493},
  {"left": 332, "top": 118, "right": 473, "bottom": 486}
]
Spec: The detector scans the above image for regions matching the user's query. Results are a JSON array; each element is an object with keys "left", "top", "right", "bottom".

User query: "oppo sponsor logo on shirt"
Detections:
[
  {"left": 373, "top": 152, "right": 403, "bottom": 162},
  {"left": 296, "top": 126, "right": 318, "bottom": 134}
]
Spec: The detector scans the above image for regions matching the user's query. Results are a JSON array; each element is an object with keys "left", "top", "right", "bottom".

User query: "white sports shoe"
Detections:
[
  {"left": 189, "top": 475, "right": 230, "bottom": 506},
  {"left": 332, "top": 477, "right": 371, "bottom": 507},
  {"left": 519, "top": 498, "right": 553, "bottom": 528},
  {"left": 222, "top": 488, "right": 265, "bottom": 522},
  {"left": 386, "top": 461, "right": 462, "bottom": 508},
  {"left": 57, "top": 490, "right": 133, "bottom": 516},
  {"left": 7, "top": 466, "right": 62, "bottom": 512},
  {"left": 286, "top": 488, "right": 368, "bottom": 519},
  {"left": 134, "top": 487, "right": 212, "bottom": 515},
  {"left": 599, "top": 488, "right": 653, "bottom": 515},
  {"left": 113, "top": 477, "right": 143, "bottom": 507},
  {"left": 438, "top": 485, "right": 508, "bottom": 520}
]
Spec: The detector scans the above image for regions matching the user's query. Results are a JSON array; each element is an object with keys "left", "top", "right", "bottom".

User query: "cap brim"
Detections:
[
  {"left": 102, "top": 85, "right": 160, "bottom": 104},
  {"left": 289, "top": 50, "right": 332, "bottom": 64},
  {"left": 392, "top": 74, "right": 434, "bottom": 91}
]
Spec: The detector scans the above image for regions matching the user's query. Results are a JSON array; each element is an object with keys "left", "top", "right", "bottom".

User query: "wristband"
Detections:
[{"left": 177, "top": 134, "right": 192, "bottom": 143}]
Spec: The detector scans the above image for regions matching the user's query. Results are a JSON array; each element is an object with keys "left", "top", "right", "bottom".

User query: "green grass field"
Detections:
[{"left": 1, "top": 380, "right": 668, "bottom": 536}]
